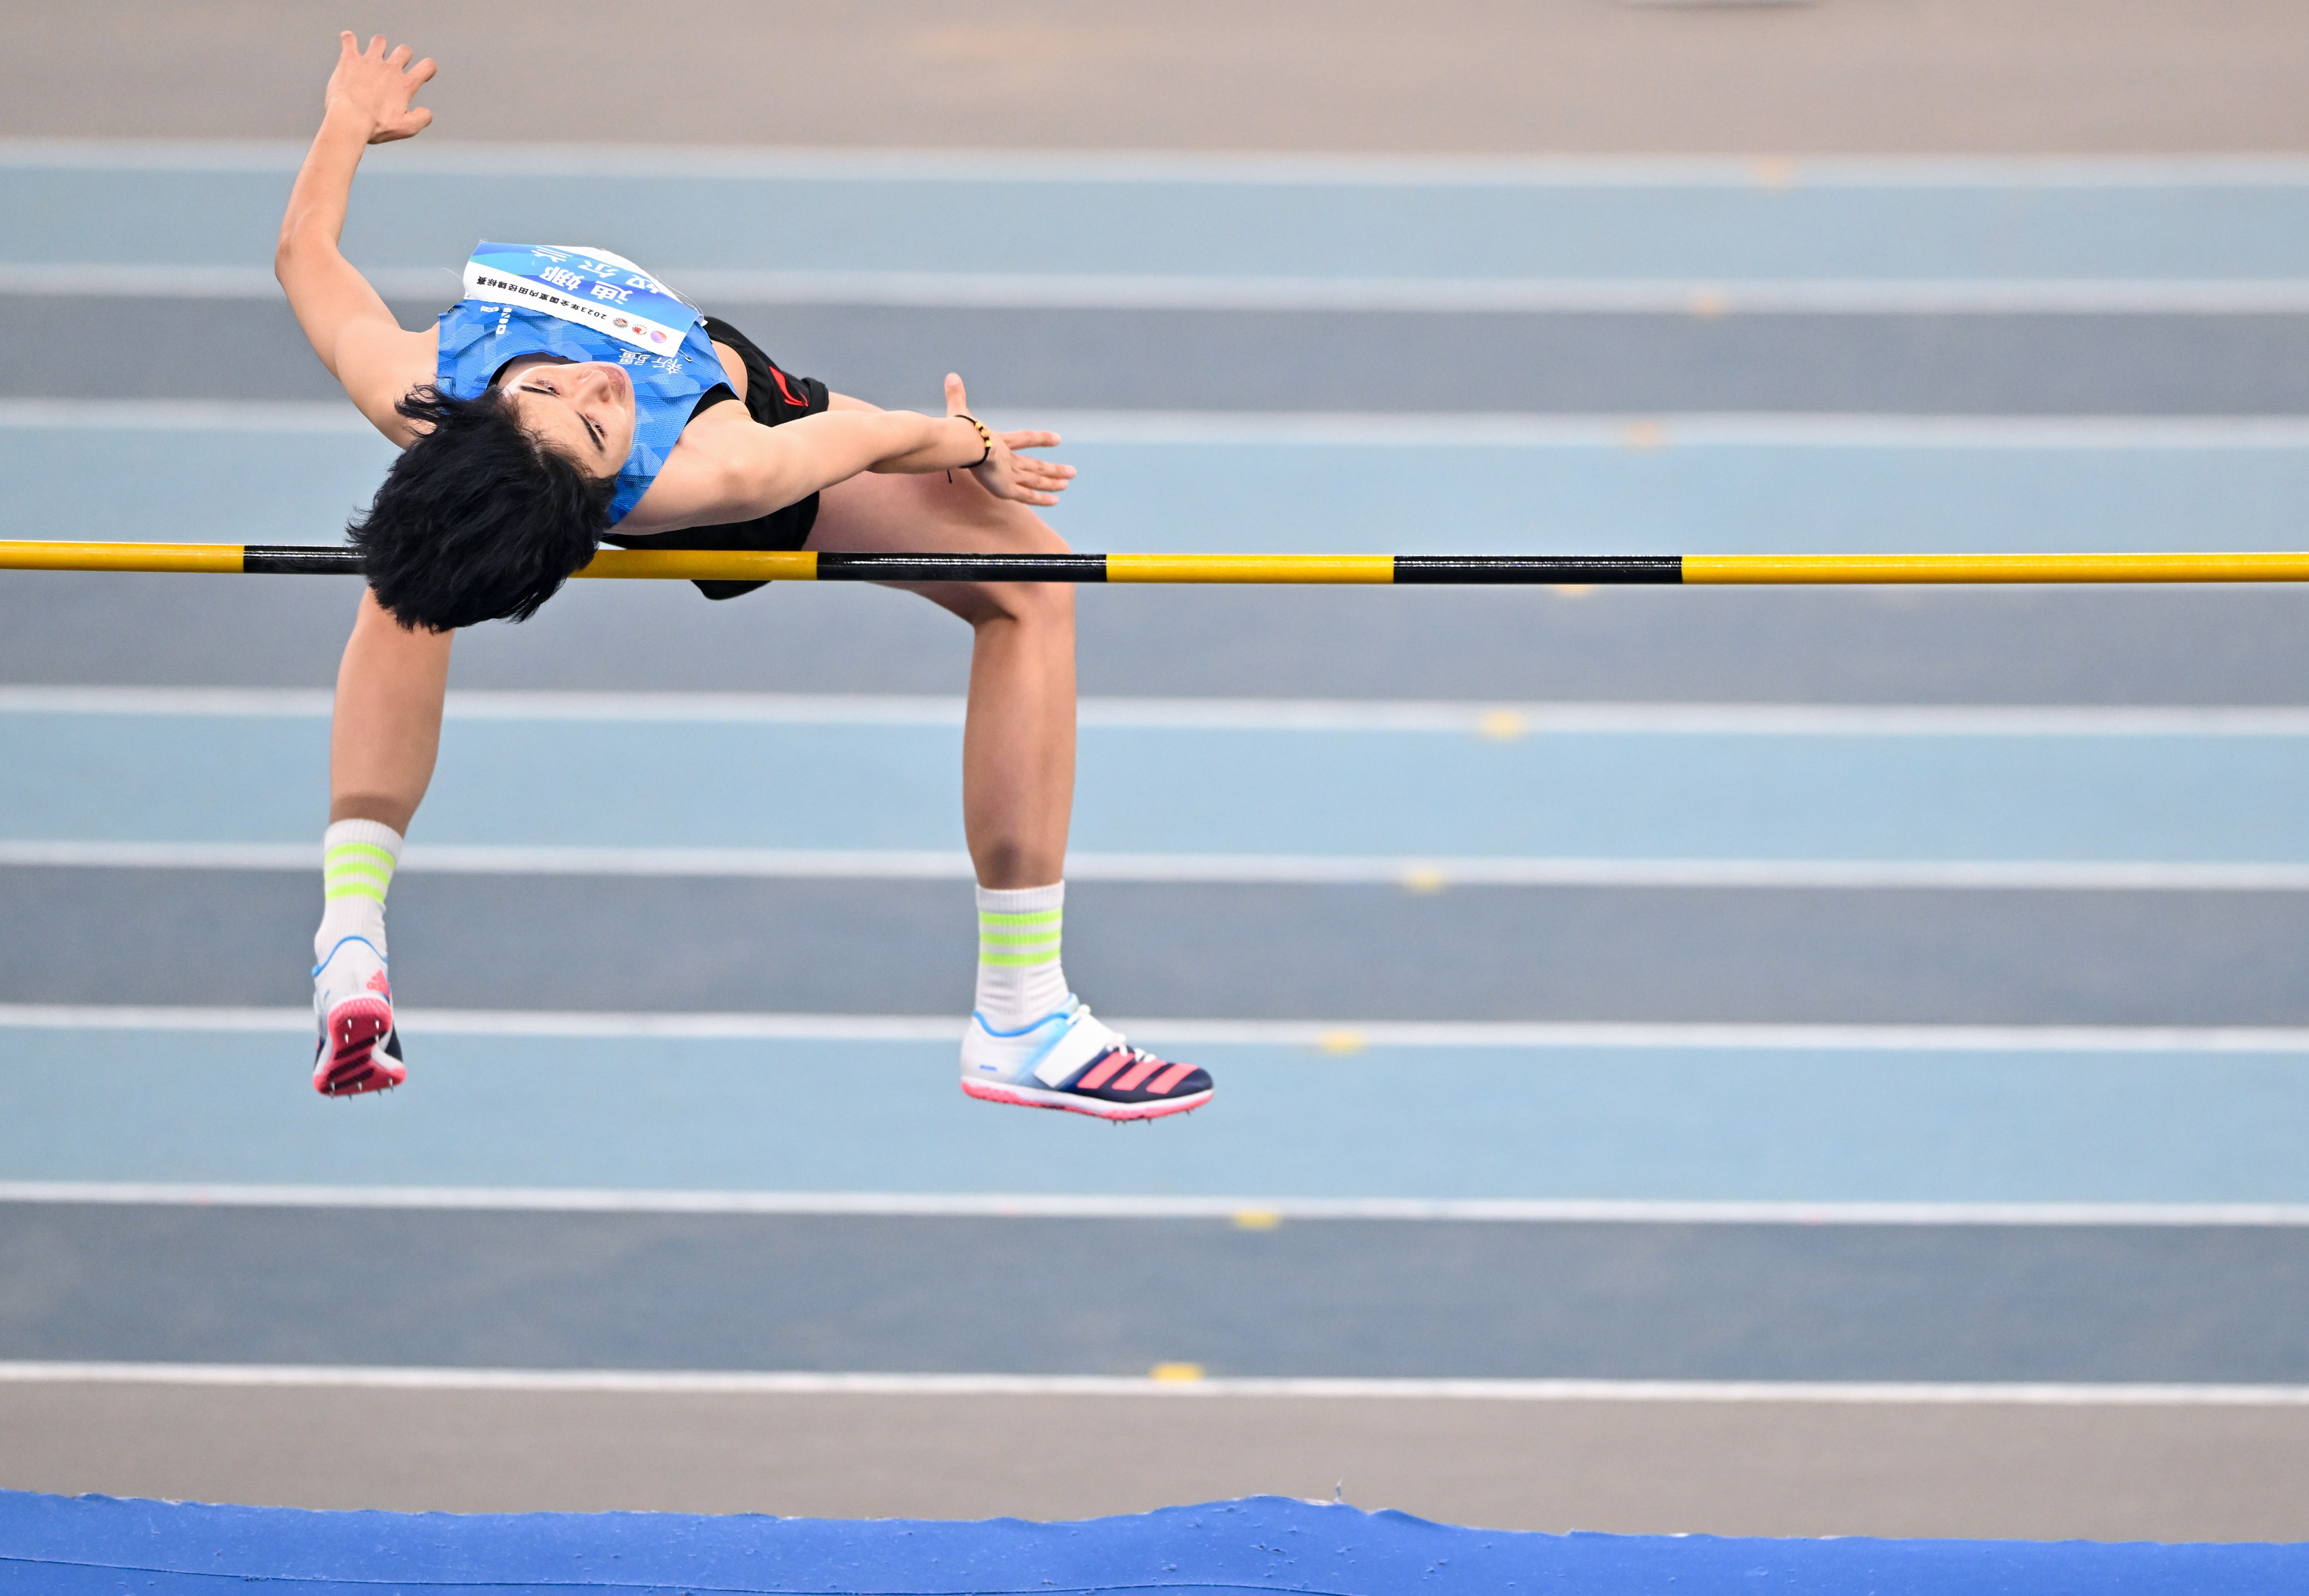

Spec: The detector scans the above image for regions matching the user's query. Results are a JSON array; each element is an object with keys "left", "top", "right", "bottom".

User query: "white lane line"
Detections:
[
  {"left": 8, "top": 1003, "right": 2309, "bottom": 1054},
  {"left": 12, "top": 685, "right": 2309, "bottom": 736},
  {"left": 15, "top": 263, "right": 2309, "bottom": 314},
  {"left": 0, "top": 399, "right": 378, "bottom": 433},
  {"left": 12, "top": 840, "right": 2309, "bottom": 892},
  {"left": 12, "top": 139, "right": 2309, "bottom": 186},
  {"left": 553, "top": 273, "right": 2309, "bottom": 317},
  {"left": 5, "top": 1182, "right": 2305, "bottom": 1228},
  {"left": 0, "top": 1005, "right": 953, "bottom": 1040},
  {"left": 10, "top": 691, "right": 2309, "bottom": 891},
  {"left": 10, "top": 400, "right": 2309, "bottom": 448},
  {"left": 1015, "top": 411, "right": 2309, "bottom": 448},
  {"left": 0, "top": 1360, "right": 2301, "bottom": 1405}
]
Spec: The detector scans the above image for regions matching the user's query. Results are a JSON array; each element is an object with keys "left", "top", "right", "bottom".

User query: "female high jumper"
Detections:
[{"left": 282, "top": 33, "right": 1211, "bottom": 1120}]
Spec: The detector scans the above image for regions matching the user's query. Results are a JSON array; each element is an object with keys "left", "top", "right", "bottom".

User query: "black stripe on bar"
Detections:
[
  {"left": 243, "top": 545, "right": 367, "bottom": 576},
  {"left": 815, "top": 551, "right": 1111, "bottom": 583},
  {"left": 1392, "top": 556, "right": 1685, "bottom": 585}
]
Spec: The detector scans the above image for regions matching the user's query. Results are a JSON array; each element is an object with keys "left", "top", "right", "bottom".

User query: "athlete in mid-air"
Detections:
[{"left": 282, "top": 33, "right": 1211, "bottom": 1119}]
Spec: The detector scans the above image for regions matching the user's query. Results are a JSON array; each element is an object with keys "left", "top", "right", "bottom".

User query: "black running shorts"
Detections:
[{"left": 597, "top": 314, "right": 831, "bottom": 600}]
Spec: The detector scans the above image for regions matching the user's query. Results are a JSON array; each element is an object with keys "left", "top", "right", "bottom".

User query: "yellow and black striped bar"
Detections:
[{"left": 5, "top": 541, "right": 2309, "bottom": 585}]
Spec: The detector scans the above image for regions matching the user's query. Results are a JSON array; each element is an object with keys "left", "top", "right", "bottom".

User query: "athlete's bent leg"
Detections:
[
  {"left": 812, "top": 466, "right": 1074, "bottom": 885},
  {"left": 810, "top": 463, "right": 1213, "bottom": 1120},
  {"left": 311, "top": 591, "right": 452, "bottom": 1096}
]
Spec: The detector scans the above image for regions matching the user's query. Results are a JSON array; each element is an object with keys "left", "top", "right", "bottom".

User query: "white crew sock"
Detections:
[
  {"left": 973, "top": 881, "right": 1068, "bottom": 1032},
  {"left": 314, "top": 819, "right": 404, "bottom": 964}
]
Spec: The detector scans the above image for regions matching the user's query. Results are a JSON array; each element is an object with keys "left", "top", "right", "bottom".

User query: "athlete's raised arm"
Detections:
[
  {"left": 275, "top": 33, "right": 438, "bottom": 439},
  {"left": 623, "top": 374, "right": 1076, "bottom": 533}
]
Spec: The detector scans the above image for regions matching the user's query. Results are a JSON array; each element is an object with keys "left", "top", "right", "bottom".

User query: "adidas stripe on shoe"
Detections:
[{"left": 960, "top": 997, "right": 1212, "bottom": 1120}]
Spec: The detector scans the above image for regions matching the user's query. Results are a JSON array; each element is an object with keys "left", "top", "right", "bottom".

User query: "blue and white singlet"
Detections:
[{"left": 435, "top": 243, "right": 725, "bottom": 525}]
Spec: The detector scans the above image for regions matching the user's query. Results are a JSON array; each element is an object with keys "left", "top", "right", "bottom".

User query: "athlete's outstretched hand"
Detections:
[
  {"left": 947, "top": 374, "right": 1076, "bottom": 508},
  {"left": 324, "top": 32, "right": 437, "bottom": 145}
]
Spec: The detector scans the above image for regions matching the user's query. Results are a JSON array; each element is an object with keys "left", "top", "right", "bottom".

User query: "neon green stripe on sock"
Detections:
[
  {"left": 323, "top": 840, "right": 397, "bottom": 903},
  {"left": 325, "top": 841, "right": 399, "bottom": 870}
]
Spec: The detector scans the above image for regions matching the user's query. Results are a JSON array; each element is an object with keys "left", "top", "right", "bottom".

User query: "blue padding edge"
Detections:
[{"left": 1, "top": 1489, "right": 2304, "bottom": 1595}]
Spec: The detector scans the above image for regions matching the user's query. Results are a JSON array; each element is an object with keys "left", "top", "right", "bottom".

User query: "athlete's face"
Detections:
[{"left": 493, "top": 356, "right": 637, "bottom": 478}]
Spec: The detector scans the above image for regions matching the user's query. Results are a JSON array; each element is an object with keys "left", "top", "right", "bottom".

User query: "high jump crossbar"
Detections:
[{"left": 4, "top": 542, "right": 2309, "bottom": 585}]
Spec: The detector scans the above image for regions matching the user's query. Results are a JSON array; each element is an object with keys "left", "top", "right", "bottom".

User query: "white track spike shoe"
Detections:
[
  {"left": 961, "top": 997, "right": 1213, "bottom": 1120},
  {"left": 311, "top": 935, "right": 405, "bottom": 1098}
]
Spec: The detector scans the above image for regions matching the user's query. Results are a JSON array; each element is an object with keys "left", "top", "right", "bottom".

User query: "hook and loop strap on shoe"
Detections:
[{"left": 7, "top": 541, "right": 2309, "bottom": 585}]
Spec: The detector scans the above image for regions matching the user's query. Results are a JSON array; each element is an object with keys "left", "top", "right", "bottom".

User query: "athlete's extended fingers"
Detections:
[
  {"left": 970, "top": 453, "right": 1054, "bottom": 506},
  {"left": 366, "top": 35, "right": 389, "bottom": 59},
  {"left": 1003, "top": 470, "right": 1071, "bottom": 501},
  {"left": 387, "top": 43, "right": 413, "bottom": 67},
  {"left": 406, "top": 55, "right": 439, "bottom": 88},
  {"left": 997, "top": 429, "right": 1062, "bottom": 452},
  {"left": 1012, "top": 458, "right": 1076, "bottom": 488}
]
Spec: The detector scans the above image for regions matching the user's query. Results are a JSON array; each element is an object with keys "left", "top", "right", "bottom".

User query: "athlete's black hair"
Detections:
[{"left": 348, "top": 384, "right": 616, "bottom": 632}]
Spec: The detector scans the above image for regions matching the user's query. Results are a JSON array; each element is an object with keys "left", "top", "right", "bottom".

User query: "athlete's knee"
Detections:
[{"left": 975, "top": 568, "right": 1073, "bottom": 631}]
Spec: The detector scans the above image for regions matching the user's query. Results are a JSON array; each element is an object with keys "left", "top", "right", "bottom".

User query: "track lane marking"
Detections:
[
  {"left": 1, "top": 1361, "right": 2303, "bottom": 1404},
  {"left": 13, "top": 840, "right": 2309, "bottom": 891},
  {"left": 9, "top": 1004, "right": 2309, "bottom": 1053},
  {"left": 17, "top": 265, "right": 2309, "bottom": 314},
  {"left": 5, "top": 1182, "right": 2308, "bottom": 1227},
  {"left": 12, "top": 686, "right": 2309, "bottom": 735},
  {"left": 16, "top": 141, "right": 2309, "bottom": 185},
  {"left": 15, "top": 402, "right": 2309, "bottom": 448}
]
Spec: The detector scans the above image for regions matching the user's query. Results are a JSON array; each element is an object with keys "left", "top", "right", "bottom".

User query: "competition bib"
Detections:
[{"left": 461, "top": 242, "right": 700, "bottom": 355}]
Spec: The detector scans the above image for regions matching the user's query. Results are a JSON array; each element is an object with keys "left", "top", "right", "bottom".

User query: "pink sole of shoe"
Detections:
[
  {"left": 313, "top": 998, "right": 406, "bottom": 1098},
  {"left": 961, "top": 1077, "right": 1211, "bottom": 1121}
]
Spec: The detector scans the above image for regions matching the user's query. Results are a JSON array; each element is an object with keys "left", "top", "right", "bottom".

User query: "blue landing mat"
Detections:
[{"left": 2, "top": 1491, "right": 2304, "bottom": 1596}]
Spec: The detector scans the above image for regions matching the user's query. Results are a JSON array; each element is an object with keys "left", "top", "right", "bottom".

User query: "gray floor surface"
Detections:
[
  {"left": 7, "top": 0, "right": 2303, "bottom": 155},
  {"left": 15, "top": 576, "right": 2309, "bottom": 706},
  {"left": 23, "top": 298, "right": 2309, "bottom": 415},
  {"left": 8, "top": 1207, "right": 2307, "bottom": 1383},
  {"left": 11, "top": 868, "right": 2309, "bottom": 1026}
]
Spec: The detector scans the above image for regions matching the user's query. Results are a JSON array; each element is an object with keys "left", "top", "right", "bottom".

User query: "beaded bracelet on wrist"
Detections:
[{"left": 954, "top": 412, "right": 994, "bottom": 467}]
